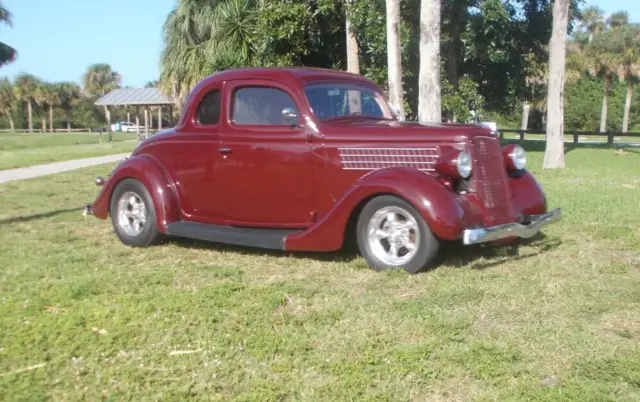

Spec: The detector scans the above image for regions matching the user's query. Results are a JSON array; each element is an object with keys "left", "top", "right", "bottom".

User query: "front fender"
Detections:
[
  {"left": 508, "top": 170, "right": 548, "bottom": 217},
  {"left": 284, "top": 168, "right": 464, "bottom": 252},
  {"left": 90, "top": 155, "right": 180, "bottom": 232}
]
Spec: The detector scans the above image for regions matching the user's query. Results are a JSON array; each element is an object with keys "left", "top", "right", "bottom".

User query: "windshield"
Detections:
[{"left": 304, "top": 82, "right": 395, "bottom": 121}]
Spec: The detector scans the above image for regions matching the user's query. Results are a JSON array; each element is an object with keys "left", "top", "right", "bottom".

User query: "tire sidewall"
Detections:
[
  {"left": 356, "top": 195, "right": 439, "bottom": 273},
  {"left": 109, "top": 178, "right": 160, "bottom": 247}
]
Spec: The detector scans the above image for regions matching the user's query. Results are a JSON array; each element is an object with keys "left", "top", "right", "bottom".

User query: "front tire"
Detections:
[
  {"left": 109, "top": 178, "right": 162, "bottom": 247},
  {"left": 356, "top": 195, "right": 440, "bottom": 273}
]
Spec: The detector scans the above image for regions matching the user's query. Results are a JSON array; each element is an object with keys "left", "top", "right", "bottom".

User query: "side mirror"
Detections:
[{"left": 282, "top": 107, "right": 298, "bottom": 126}]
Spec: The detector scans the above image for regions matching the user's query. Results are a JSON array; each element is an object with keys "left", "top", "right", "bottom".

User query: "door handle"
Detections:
[{"left": 219, "top": 147, "right": 232, "bottom": 154}]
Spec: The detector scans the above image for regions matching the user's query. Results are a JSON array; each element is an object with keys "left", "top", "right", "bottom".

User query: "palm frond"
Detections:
[{"left": 0, "top": 41, "right": 16, "bottom": 68}]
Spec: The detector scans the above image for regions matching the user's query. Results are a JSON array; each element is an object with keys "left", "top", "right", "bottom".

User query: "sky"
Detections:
[
  {"left": 0, "top": 0, "right": 638, "bottom": 89},
  {"left": 1, "top": 0, "right": 175, "bottom": 88}
]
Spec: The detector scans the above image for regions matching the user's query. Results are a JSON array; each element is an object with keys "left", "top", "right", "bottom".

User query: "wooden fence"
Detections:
[
  {"left": 498, "top": 129, "right": 640, "bottom": 145},
  {"left": 0, "top": 128, "right": 93, "bottom": 133}
]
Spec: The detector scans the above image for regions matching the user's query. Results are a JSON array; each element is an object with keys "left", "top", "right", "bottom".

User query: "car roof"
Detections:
[{"left": 199, "top": 67, "right": 380, "bottom": 87}]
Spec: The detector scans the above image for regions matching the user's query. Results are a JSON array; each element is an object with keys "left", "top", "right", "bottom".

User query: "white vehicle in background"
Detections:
[
  {"left": 120, "top": 121, "right": 145, "bottom": 132},
  {"left": 110, "top": 121, "right": 146, "bottom": 132}
]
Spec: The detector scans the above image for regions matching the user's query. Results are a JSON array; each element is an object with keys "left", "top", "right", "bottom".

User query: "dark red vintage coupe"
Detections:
[{"left": 84, "top": 67, "right": 561, "bottom": 273}]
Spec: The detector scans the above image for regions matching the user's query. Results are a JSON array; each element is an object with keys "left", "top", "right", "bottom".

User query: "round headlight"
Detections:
[
  {"left": 509, "top": 145, "right": 527, "bottom": 170},
  {"left": 456, "top": 151, "right": 472, "bottom": 179}
]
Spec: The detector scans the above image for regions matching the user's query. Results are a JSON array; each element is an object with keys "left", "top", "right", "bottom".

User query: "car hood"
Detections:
[{"left": 319, "top": 117, "right": 494, "bottom": 142}]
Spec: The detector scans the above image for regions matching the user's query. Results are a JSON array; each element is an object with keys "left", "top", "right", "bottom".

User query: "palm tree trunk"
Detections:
[
  {"left": 599, "top": 76, "right": 611, "bottom": 133},
  {"left": 418, "top": 0, "right": 442, "bottom": 122},
  {"left": 521, "top": 101, "right": 531, "bottom": 131},
  {"left": 41, "top": 117, "right": 46, "bottom": 132},
  {"left": 67, "top": 121, "right": 71, "bottom": 132},
  {"left": 9, "top": 114, "right": 14, "bottom": 131},
  {"left": 345, "top": 0, "right": 359, "bottom": 75},
  {"left": 27, "top": 100, "right": 32, "bottom": 133},
  {"left": 385, "top": 0, "right": 406, "bottom": 121},
  {"left": 543, "top": 0, "right": 570, "bottom": 169},
  {"left": 345, "top": 0, "right": 361, "bottom": 114},
  {"left": 49, "top": 105, "right": 53, "bottom": 132},
  {"left": 623, "top": 79, "right": 633, "bottom": 133}
]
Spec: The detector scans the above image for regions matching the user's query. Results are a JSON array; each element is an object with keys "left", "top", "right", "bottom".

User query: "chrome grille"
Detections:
[
  {"left": 471, "top": 136, "right": 516, "bottom": 225},
  {"left": 337, "top": 147, "right": 439, "bottom": 172}
]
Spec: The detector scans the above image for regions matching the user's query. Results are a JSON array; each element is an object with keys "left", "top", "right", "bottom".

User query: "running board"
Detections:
[{"left": 164, "top": 221, "right": 301, "bottom": 250}]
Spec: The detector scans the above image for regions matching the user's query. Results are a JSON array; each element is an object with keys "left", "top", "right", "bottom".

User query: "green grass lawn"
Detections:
[
  {"left": 0, "top": 143, "right": 639, "bottom": 401},
  {"left": 0, "top": 132, "right": 136, "bottom": 150},
  {"left": 0, "top": 132, "right": 137, "bottom": 170},
  {"left": 0, "top": 141, "right": 136, "bottom": 171}
]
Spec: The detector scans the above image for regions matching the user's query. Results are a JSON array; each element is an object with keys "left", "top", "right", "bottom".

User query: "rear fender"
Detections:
[
  {"left": 284, "top": 167, "right": 464, "bottom": 251},
  {"left": 90, "top": 155, "right": 180, "bottom": 232}
]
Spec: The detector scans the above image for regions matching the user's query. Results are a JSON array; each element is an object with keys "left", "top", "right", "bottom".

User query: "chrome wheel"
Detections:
[
  {"left": 116, "top": 191, "right": 147, "bottom": 236},
  {"left": 367, "top": 206, "right": 420, "bottom": 266}
]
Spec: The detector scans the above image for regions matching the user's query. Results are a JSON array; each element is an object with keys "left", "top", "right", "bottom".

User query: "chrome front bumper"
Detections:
[{"left": 462, "top": 208, "right": 562, "bottom": 245}]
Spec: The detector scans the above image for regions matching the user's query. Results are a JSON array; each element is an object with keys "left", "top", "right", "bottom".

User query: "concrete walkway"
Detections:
[{"left": 0, "top": 153, "right": 129, "bottom": 184}]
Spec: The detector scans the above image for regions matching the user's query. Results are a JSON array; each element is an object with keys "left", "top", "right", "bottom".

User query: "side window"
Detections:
[
  {"left": 195, "top": 89, "right": 221, "bottom": 125},
  {"left": 232, "top": 86, "right": 298, "bottom": 125}
]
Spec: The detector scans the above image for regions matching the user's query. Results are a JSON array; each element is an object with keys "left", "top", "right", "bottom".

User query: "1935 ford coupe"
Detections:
[{"left": 84, "top": 67, "right": 561, "bottom": 273}]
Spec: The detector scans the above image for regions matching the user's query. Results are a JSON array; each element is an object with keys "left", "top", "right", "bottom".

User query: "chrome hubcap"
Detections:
[
  {"left": 117, "top": 191, "right": 147, "bottom": 236},
  {"left": 367, "top": 206, "right": 420, "bottom": 266}
]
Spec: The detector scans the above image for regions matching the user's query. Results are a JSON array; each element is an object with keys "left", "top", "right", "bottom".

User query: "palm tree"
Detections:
[
  {"left": 0, "top": 76, "right": 16, "bottom": 130},
  {"left": 159, "top": 0, "right": 256, "bottom": 106},
  {"left": 55, "top": 82, "right": 82, "bottom": 132},
  {"left": 41, "top": 83, "right": 61, "bottom": 132},
  {"left": 83, "top": 63, "right": 121, "bottom": 127},
  {"left": 609, "top": 24, "right": 640, "bottom": 133},
  {"left": 578, "top": 6, "right": 605, "bottom": 43},
  {"left": 0, "top": 2, "right": 16, "bottom": 68},
  {"left": 586, "top": 33, "right": 617, "bottom": 133},
  {"left": 82, "top": 63, "right": 121, "bottom": 97},
  {"left": 385, "top": 0, "right": 405, "bottom": 121},
  {"left": 607, "top": 11, "right": 629, "bottom": 29},
  {"left": 33, "top": 83, "right": 49, "bottom": 132},
  {"left": 543, "top": 0, "right": 571, "bottom": 169},
  {"left": 418, "top": 0, "right": 441, "bottom": 122},
  {"left": 13, "top": 73, "right": 39, "bottom": 132}
]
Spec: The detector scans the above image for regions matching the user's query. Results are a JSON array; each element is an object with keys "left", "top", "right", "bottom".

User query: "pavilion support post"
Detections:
[
  {"left": 158, "top": 106, "right": 162, "bottom": 130},
  {"left": 101, "top": 105, "right": 110, "bottom": 143},
  {"left": 127, "top": 111, "right": 130, "bottom": 123},
  {"left": 136, "top": 106, "right": 140, "bottom": 134},
  {"left": 144, "top": 108, "right": 149, "bottom": 138}
]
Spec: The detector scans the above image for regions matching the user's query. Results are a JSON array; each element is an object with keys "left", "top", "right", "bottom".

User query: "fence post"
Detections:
[
  {"left": 573, "top": 133, "right": 578, "bottom": 144},
  {"left": 519, "top": 130, "right": 524, "bottom": 141}
]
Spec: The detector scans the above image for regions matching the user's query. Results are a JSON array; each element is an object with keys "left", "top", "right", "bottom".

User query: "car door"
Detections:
[
  {"left": 215, "top": 79, "right": 319, "bottom": 228},
  {"left": 163, "top": 82, "right": 226, "bottom": 224}
]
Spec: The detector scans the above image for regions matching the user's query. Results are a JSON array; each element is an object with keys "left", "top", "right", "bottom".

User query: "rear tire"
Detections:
[
  {"left": 356, "top": 195, "right": 440, "bottom": 273},
  {"left": 109, "top": 178, "right": 162, "bottom": 247}
]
